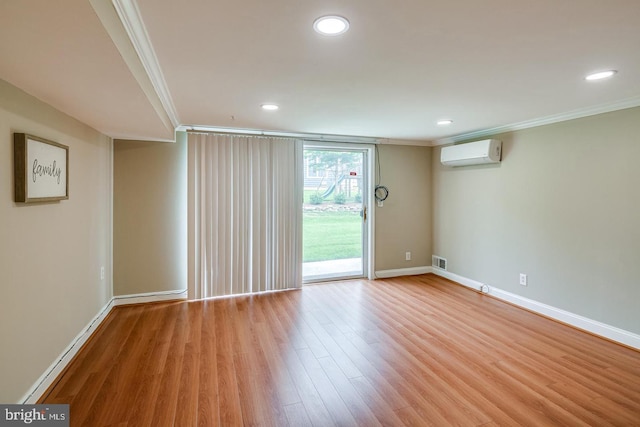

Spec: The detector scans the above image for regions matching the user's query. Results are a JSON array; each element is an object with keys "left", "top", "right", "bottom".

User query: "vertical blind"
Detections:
[{"left": 188, "top": 133, "right": 302, "bottom": 299}]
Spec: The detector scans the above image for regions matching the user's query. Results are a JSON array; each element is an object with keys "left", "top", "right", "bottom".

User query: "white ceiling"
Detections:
[{"left": 1, "top": 0, "right": 639, "bottom": 144}]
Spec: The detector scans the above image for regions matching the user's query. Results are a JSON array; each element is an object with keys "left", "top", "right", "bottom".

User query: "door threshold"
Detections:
[{"left": 303, "top": 273, "right": 364, "bottom": 285}]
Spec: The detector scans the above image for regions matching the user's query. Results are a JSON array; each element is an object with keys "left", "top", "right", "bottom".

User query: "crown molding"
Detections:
[
  {"left": 179, "top": 125, "right": 437, "bottom": 146},
  {"left": 181, "top": 124, "right": 385, "bottom": 144},
  {"left": 90, "top": 0, "right": 175, "bottom": 137},
  {"left": 432, "top": 96, "right": 640, "bottom": 146},
  {"left": 110, "top": 0, "right": 180, "bottom": 129}
]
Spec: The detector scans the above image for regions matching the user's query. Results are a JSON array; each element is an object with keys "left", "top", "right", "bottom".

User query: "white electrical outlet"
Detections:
[
  {"left": 519, "top": 273, "right": 527, "bottom": 286},
  {"left": 405, "top": 252, "right": 411, "bottom": 261},
  {"left": 100, "top": 267, "right": 105, "bottom": 281}
]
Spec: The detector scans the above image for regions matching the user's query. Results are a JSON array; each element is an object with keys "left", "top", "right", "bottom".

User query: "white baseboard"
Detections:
[
  {"left": 190, "top": 287, "right": 298, "bottom": 302},
  {"left": 20, "top": 298, "right": 115, "bottom": 404},
  {"left": 375, "top": 266, "right": 433, "bottom": 279},
  {"left": 431, "top": 269, "right": 640, "bottom": 350},
  {"left": 112, "top": 289, "right": 187, "bottom": 306},
  {"left": 21, "top": 288, "right": 188, "bottom": 404},
  {"left": 431, "top": 268, "right": 483, "bottom": 291},
  {"left": 488, "top": 287, "right": 640, "bottom": 350}
]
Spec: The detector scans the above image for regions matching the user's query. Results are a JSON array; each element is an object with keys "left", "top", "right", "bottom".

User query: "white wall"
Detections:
[
  {"left": 0, "top": 79, "right": 112, "bottom": 402},
  {"left": 432, "top": 107, "right": 640, "bottom": 334}
]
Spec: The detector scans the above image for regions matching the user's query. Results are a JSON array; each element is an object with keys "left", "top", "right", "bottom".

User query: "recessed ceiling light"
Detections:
[
  {"left": 585, "top": 70, "right": 617, "bottom": 81},
  {"left": 437, "top": 119, "right": 453, "bottom": 126},
  {"left": 261, "top": 103, "right": 279, "bottom": 111},
  {"left": 313, "top": 15, "right": 350, "bottom": 36}
]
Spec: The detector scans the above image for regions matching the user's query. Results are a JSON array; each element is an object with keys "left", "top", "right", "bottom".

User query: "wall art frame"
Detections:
[{"left": 14, "top": 133, "right": 69, "bottom": 203}]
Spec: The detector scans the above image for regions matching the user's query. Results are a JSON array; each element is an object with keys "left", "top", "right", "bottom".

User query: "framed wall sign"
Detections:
[{"left": 14, "top": 133, "right": 69, "bottom": 203}]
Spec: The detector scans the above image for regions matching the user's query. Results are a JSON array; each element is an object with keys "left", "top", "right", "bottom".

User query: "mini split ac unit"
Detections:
[{"left": 440, "top": 139, "right": 502, "bottom": 167}]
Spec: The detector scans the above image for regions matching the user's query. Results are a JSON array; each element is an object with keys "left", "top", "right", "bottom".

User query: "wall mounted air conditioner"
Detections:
[{"left": 440, "top": 139, "right": 502, "bottom": 167}]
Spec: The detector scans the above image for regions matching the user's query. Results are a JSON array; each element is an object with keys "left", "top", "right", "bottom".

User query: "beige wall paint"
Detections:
[
  {"left": 375, "top": 144, "right": 432, "bottom": 271},
  {"left": 432, "top": 107, "right": 640, "bottom": 334},
  {"left": 0, "top": 79, "right": 112, "bottom": 402},
  {"left": 113, "top": 138, "right": 187, "bottom": 295}
]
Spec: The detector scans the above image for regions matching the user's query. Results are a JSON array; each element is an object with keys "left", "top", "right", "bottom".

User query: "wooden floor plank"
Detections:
[
  {"left": 150, "top": 304, "right": 189, "bottom": 426},
  {"left": 283, "top": 402, "right": 313, "bottom": 427},
  {"left": 281, "top": 342, "right": 335, "bottom": 427},
  {"left": 214, "top": 299, "right": 244, "bottom": 426},
  {"left": 349, "top": 375, "right": 407, "bottom": 426},
  {"left": 316, "top": 356, "right": 381, "bottom": 426},
  {"left": 295, "top": 348, "right": 360, "bottom": 426},
  {"left": 40, "top": 274, "right": 640, "bottom": 426},
  {"left": 196, "top": 302, "right": 219, "bottom": 427}
]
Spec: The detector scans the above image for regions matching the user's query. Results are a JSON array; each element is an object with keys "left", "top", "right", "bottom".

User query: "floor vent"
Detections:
[{"left": 432, "top": 255, "right": 447, "bottom": 271}]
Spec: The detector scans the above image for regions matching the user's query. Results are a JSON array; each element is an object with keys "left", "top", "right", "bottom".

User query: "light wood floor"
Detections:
[{"left": 41, "top": 274, "right": 640, "bottom": 426}]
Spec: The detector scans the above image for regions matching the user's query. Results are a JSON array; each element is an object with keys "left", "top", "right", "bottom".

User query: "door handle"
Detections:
[{"left": 363, "top": 206, "right": 367, "bottom": 222}]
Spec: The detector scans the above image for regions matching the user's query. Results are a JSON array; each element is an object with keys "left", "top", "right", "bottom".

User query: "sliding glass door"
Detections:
[{"left": 302, "top": 144, "right": 370, "bottom": 282}]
